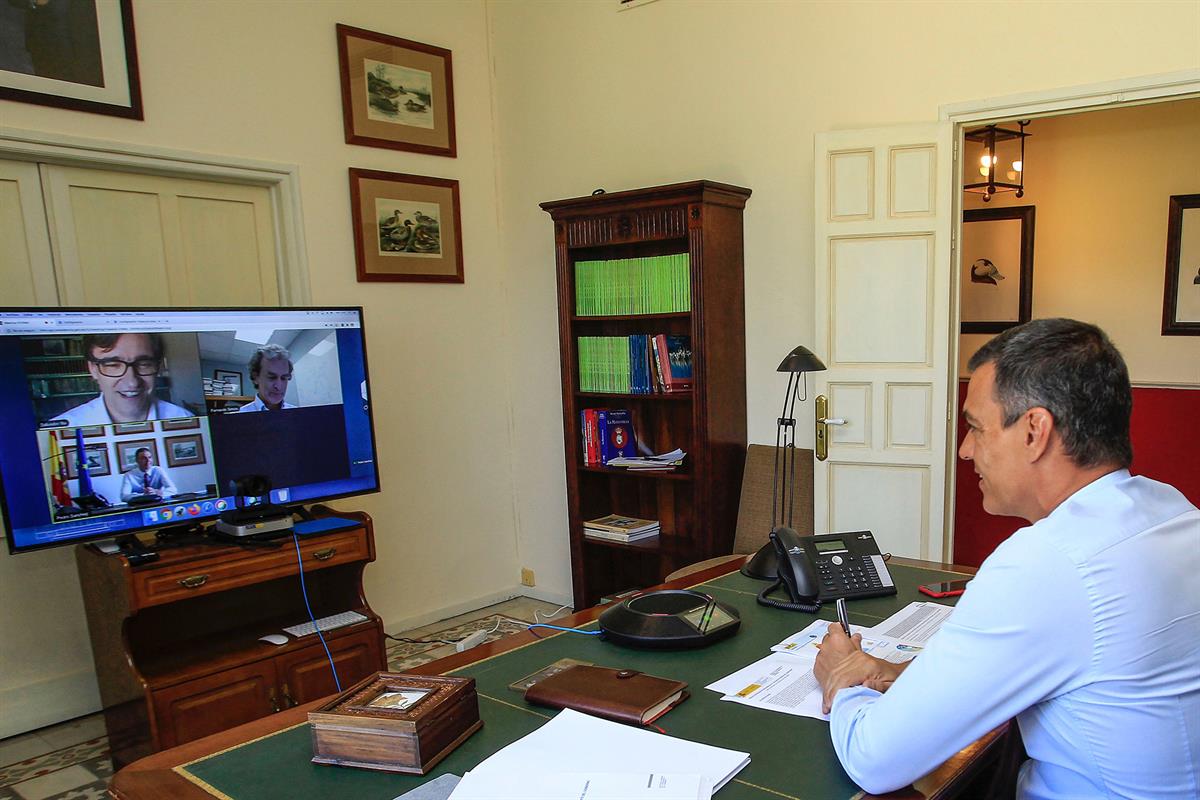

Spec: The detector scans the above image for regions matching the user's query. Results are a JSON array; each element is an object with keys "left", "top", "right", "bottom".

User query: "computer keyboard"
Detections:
[{"left": 283, "top": 610, "right": 369, "bottom": 638}]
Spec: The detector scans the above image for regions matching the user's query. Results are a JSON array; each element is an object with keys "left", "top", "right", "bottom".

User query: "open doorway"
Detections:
[{"left": 950, "top": 98, "right": 1200, "bottom": 566}]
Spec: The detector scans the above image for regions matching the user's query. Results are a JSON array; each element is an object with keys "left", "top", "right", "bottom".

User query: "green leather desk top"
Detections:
[{"left": 178, "top": 563, "right": 967, "bottom": 800}]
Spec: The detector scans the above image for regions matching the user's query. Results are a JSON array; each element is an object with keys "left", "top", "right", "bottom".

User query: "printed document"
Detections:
[
  {"left": 706, "top": 602, "right": 957, "bottom": 721},
  {"left": 462, "top": 709, "right": 748, "bottom": 794},
  {"left": 868, "top": 601, "right": 955, "bottom": 644},
  {"left": 449, "top": 772, "right": 708, "bottom": 800}
]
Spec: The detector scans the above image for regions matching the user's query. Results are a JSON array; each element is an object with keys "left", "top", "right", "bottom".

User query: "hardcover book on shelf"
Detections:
[
  {"left": 583, "top": 528, "right": 660, "bottom": 543},
  {"left": 580, "top": 409, "right": 600, "bottom": 466},
  {"left": 598, "top": 409, "right": 636, "bottom": 465},
  {"left": 653, "top": 334, "right": 693, "bottom": 392},
  {"left": 584, "top": 514, "right": 660, "bottom": 534}
]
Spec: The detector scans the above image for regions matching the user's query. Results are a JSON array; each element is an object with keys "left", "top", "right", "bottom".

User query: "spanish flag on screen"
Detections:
[{"left": 48, "top": 435, "right": 72, "bottom": 507}]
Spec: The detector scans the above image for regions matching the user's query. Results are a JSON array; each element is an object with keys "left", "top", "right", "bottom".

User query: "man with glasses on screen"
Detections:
[{"left": 51, "top": 333, "right": 192, "bottom": 426}]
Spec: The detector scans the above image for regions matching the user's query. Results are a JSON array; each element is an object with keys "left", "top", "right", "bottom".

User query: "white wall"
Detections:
[
  {"left": 0, "top": 0, "right": 1197, "bottom": 736},
  {"left": 487, "top": 1, "right": 1200, "bottom": 608},
  {"left": 0, "top": 0, "right": 520, "bottom": 736}
]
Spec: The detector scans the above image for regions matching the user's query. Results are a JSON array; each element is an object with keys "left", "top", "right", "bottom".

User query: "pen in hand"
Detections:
[{"left": 836, "top": 596, "right": 852, "bottom": 638}]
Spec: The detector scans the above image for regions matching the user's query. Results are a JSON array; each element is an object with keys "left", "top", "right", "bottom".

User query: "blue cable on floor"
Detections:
[
  {"left": 291, "top": 530, "right": 342, "bottom": 693},
  {"left": 527, "top": 624, "right": 602, "bottom": 635}
]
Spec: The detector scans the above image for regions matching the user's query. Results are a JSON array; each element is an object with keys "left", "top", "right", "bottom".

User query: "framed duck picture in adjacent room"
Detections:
[
  {"left": 1162, "top": 193, "right": 1200, "bottom": 336},
  {"left": 960, "top": 205, "right": 1035, "bottom": 334},
  {"left": 349, "top": 168, "right": 464, "bottom": 283},
  {"left": 336, "top": 24, "right": 456, "bottom": 157}
]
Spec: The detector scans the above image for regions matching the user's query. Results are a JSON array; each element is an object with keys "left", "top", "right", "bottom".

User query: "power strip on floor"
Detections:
[{"left": 455, "top": 630, "right": 488, "bottom": 652}]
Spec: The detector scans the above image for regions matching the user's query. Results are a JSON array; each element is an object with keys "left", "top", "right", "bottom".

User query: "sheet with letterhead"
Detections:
[{"left": 706, "top": 602, "right": 956, "bottom": 721}]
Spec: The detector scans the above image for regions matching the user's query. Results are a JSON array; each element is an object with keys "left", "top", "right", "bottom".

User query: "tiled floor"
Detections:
[{"left": 0, "top": 596, "right": 570, "bottom": 799}]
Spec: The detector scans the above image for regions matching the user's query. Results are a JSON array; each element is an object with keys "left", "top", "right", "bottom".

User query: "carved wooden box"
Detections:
[{"left": 308, "top": 672, "right": 482, "bottom": 774}]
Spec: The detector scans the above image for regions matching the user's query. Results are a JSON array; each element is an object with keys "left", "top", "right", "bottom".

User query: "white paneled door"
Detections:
[
  {"left": 813, "top": 125, "right": 954, "bottom": 560},
  {"left": 0, "top": 159, "right": 58, "bottom": 305},
  {"left": 39, "top": 164, "right": 280, "bottom": 307}
]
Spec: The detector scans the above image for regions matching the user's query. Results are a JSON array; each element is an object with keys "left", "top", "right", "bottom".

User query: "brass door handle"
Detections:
[
  {"left": 814, "top": 395, "right": 847, "bottom": 462},
  {"left": 311, "top": 547, "right": 336, "bottom": 561},
  {"left": 268, "top": 687, "right": 281, "bottom": 713},
  {"left": 281, "top": 682, "right": 296, "bottom": 709},
  {"left": 178, "top": 574, "right": 209, "bottom": 589}
]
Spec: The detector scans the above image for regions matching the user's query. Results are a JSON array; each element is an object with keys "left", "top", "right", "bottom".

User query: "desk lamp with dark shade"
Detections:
[{"left": 741, "top": 345, "right": 827, "bottom": 580}]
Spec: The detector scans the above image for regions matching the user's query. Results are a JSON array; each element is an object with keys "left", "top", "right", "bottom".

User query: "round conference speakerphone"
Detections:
[{"left": 598, "top": 589, "right": 741, "bottom": 649}]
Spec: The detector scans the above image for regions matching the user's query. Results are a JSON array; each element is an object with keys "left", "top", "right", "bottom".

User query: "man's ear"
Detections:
[{"left": 1023, "top": 407, "right": 1055, "bottom": 461}]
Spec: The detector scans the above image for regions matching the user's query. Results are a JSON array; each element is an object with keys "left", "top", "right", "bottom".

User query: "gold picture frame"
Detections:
[
  {"left": 349, "top": 168, "right": 464, "bottom": 284},
  {"left": 336, "top": 24, "right": 456, "bottom": 157}
]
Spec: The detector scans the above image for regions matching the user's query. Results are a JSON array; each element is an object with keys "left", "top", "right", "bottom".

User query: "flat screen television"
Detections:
[{"left": 0, "top": 307, "right": 380, "bottom": 554}]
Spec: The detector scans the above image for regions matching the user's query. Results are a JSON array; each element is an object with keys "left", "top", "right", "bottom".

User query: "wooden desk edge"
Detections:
[{"left": 110, "top": 556, "right": 1002, "bottom": 800}]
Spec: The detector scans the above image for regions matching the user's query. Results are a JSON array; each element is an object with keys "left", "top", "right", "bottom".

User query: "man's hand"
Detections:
[{"left": 813, "top": 623, "right": 904, "bottom": 713}]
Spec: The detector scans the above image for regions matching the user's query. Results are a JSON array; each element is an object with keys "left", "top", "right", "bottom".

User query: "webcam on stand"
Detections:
[{"left": 213, "top": 475, "right": 293, "bottom": 539}]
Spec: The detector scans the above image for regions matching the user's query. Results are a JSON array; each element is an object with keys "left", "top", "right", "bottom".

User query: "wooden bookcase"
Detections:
[
  {"left": 541, "top": 181, "right": 750, "bottom": 609},
  {"left": 75, "top": 506, "right": 385, "bottom": 769}
]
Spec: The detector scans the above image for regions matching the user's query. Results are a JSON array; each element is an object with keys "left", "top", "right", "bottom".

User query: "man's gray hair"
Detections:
[
  {"left": 967, "top": 318, "right": 1132, "bottom": 468},
  {"left": 248, "top": 344, "right": 292, "bottom": 379}
]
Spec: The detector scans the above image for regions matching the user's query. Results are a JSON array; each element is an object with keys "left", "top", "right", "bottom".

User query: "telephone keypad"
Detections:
[{"left": 815, "top": 552, "right": 889, "bottom": 600}]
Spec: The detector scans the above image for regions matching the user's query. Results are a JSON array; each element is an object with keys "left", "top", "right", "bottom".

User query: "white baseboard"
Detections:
[
  {"left": 0, "top": 670, "right": 101, "bottom": 739},
  {"left": 513, "top": 586, "right": 573, "bottom": 608},
  {"left": 382, "top": 585, "right": 527, "bottom": 633},
  {"left": 381, "top": 585, "right": 575, "bottom": 634}
]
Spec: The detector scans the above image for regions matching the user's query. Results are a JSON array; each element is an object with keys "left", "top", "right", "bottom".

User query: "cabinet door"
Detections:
[
  {"left": 151, "top": 660, "right": 278, "bottom": 749},
  {"left": 40, "top": 164, "right": 280, "bottom": 306},
  {"left": 0, "top": 159, "right": 59, "bottom": 305},
  {"left": 277, "top": 627, "right": 384, "bottom": 706}
]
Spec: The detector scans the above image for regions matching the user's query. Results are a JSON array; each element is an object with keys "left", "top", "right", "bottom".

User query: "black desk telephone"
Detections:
[{"left": 757, "top": 527, "right": 897, "bottom": 612}]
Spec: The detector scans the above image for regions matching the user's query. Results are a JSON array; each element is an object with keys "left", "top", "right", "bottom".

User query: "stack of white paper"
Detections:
[
  {"left": 705, "top": 601, "right": 956, "bottom": 721},
  {"left": 447, "top": 709, "right": 749, "bottom": 800},
  {"left": 449, "top": 772, "right": 709, "bottom": 800}
]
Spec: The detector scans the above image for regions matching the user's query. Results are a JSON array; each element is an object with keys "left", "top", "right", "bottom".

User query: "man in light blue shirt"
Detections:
[
  {"left": 814, "top": 318, "right": 1200, "bottom": 799},
  {"left": 120, "top": 447, "right": 178, "bottom": 502}
]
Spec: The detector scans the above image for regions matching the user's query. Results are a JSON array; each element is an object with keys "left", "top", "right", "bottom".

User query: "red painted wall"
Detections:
[{"left": 952, "top": 383, "right": 1199, "bottom": 567}]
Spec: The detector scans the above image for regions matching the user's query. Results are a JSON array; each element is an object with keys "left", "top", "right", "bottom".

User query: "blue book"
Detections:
[{"left": 600, "top": 409, "right": 637, "bottom": 465}]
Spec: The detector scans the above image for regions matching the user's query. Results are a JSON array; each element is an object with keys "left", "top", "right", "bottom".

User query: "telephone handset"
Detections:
[
  {"left": 756, "top": 526, "right": 822, "bottom": 613},
  {"left": 756, "top": 528, "right": 897, "bottom": 613}
]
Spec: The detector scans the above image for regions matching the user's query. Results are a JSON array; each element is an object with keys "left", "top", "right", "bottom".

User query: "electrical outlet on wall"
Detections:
[{"left": 520, "top": 568, "right": 535, "bottom": 587}]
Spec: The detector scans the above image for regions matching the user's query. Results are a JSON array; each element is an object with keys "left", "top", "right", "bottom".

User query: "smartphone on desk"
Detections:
[{"left": 918, "top": 579, "right": 970, "bottom": 598}]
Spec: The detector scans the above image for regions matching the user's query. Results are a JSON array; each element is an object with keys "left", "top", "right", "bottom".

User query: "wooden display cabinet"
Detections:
[
  {"left": 541, "top": 181, "right": 750, "bottom": 608},
  {"left": 75, "top": 506, "right": 386, "bottom": 769}
]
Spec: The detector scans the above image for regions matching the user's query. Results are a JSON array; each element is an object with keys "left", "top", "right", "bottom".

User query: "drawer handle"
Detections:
[
  {"left": 178, "top": 574, "right": 209, "bottom": 589},
  {"left": 312, "top": 548, "right": 336, "bottom": 561}
]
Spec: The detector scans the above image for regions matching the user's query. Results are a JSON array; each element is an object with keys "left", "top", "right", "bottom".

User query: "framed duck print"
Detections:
[
  {"left": 349, "top": 168, "right": 464, "bottom": 284},
  {"left": 336, "top": 24, "right": 456, "bottom": 157}
]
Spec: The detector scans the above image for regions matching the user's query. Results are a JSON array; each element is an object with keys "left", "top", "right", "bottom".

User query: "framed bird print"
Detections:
[
  {"left": 336, "top": 24, "right": 456, "bottom": 157},
  {"left": 348, "top": 168, "right": 464, "bottom": 283},
  {"left": 960, "top": 205, "right": 1035, "bottom": 334},
  {"left": 1161, "top": 193, "right": 1200, "bottom": 336}
]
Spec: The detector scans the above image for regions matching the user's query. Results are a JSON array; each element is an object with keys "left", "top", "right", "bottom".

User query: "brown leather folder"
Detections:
[{"left": 523, "top": 665, "right": 688, "bottom": 725}]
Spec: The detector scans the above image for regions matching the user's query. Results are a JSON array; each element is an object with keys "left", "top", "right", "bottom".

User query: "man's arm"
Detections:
[
  {"left": 821, "top": 536, "right": 1091, "bottom": 795},
  {"left": 156, "top": 467, "right": 178, "bottom": 496},
  {"left": 119, "top": 471, "right": 139, "bottom": 502}
]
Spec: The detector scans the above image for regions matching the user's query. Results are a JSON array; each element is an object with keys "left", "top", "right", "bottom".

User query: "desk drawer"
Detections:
[{"left": 132, "top": 529, "right": 370, "bottom": 608}]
